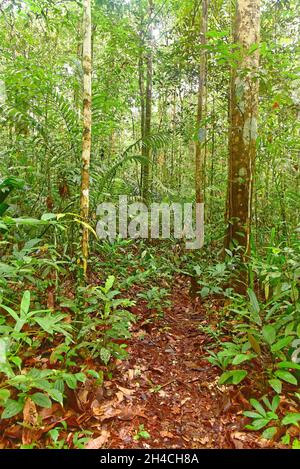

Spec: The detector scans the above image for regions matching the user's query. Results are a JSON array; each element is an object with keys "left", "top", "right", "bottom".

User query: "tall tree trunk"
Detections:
[
  {"left": 142, "top": 0, "right": 153, "bottom": 204},
  {"left": 195, "top": 0, "right": 208, "bottom": 205},
  {"left": 225, "top": 0, "right": 261, "bottom": 260},
  {"left": 138, "top": 41, "right": 145, "bottom": 192},
  {"left": 80, "top": 0, "right": 92, "bottom": 277}
]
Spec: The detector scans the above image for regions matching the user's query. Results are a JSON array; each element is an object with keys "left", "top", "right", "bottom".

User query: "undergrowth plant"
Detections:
[{"left": 202, "top": 231, "right": 300, "bottom": 443}]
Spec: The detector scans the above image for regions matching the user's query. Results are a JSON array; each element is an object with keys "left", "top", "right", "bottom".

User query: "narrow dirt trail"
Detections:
[{"left": 96, "top": 275, "right": 257, "bottom": 449}]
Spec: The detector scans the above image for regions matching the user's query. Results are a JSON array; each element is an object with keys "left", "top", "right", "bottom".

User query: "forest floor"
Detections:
[
  {"left": 81, "top": 274, "right": 275, "bottom": 450},
  {"left": 1, "top": 246, "right": 284, "bottom": 449}
]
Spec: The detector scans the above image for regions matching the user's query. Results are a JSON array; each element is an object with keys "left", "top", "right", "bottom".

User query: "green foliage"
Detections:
[
  {"left": 206, "top": 234, "right": 300, "bottom": 443},
  {"left": 133, "top": 424, "right": 151, "bottom": 441},
  {"left": 0, "top": 178, "right": 25, "bottom": 216},
  {"left": 137, "top": 286, "right": 171, "bottom": 317},
  {"left": 77, "top": 275, "right": 136, "bottom": 364},
  {"left": 244, "top": 396, "right": 280, "bottom": 432}
]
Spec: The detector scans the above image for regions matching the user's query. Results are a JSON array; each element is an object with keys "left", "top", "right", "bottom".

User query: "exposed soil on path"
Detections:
[{"left": 91, "top": 275, "right": 265, "bottom": 449}]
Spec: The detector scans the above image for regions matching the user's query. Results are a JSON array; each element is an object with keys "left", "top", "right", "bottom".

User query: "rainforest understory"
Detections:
[
  {"left": 0, "top": 0, "right": 299, "bottom": 452},
  {"left": 0, "top": 241, "right": 299, "bottom": 449}
]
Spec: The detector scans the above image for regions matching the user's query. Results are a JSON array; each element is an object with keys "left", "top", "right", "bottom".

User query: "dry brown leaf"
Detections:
[
  {"left": 117, "top": 406, "right": 147, "bottom": 422},
  {"left": 171, "top": 405, "right": 181, "bottom": 415},
  {"left": 160, "top": 430, "right": 174, "bottom": 439},
  {"left": 85, "top": 430, "right": 110, "bottom": 449},
  {"left": 197, "top": 436, "right": 210, "bottom": 445},
  {"left": 116, "top": 391, "right": 124, "bottom": 403},
  {"left": 180, "top": 397, "right": 191, "bottom": 406},
  {"left": 22, "top": 398, "right": 39, "bottom": 445},
  {"left": 230, "top": 431, "right": 248, "bottom": 449},
  {"left": 47, "top": 290, "right": 55, "bottom": 310},
  {"left": 91, "top": 400, "right": 120, "bottom": 420},
  {"left": 5, "top": 424, "right": 22, "bottom": 439},
  {"left": 116, "top": 385, "right": 135, "bottom": 396},
  {"left": 92, "top": 398, "right": 147, "bottom": 422}
]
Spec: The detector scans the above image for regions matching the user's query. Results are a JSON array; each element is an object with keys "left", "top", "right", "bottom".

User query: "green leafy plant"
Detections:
[
  {"left": 244, "top": 396, "right": 280, "bottom": 436},
  {"left": 0, "top": 290, "right": 72, "bottom": 338},
  {"left": 133, "top": 424, "right": 151, "bottom": 441},
  {"left": 0, "top": 177, "right": 24, "bottom": 216},
  {"left": 77, "top": 276, "right": 135, "bottom": 364},
  {"left": 137, "top": 286, "right": 171, "bottom": 317}
]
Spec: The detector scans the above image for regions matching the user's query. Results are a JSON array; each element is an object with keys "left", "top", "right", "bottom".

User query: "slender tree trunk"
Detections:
[
  {"left": 209, "top": 93, "right": 215, "bottom": 221},
  {"left": 80, "top": 0, "right": 92, "bottom": 277},
  {"left": 142, "top": 0, "right": 153, "bottom": 204},
  {"left": 225, "top": 0, "right": 261, "bottom": 260},
  {"left": 195, "top": 0, "right": 208, "bottom": 205},
  {"left": 171, "top": 90, "right": 176, "bottom": 181},
  {"left": 139, "top": 43, "right": 145, "bottom": 192}
]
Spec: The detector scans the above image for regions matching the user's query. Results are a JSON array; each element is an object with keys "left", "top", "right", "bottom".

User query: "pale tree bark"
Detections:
[
  {"left": 225, "top": 0, "right": 261, "bottom": 258},
  {"left": 80, "top": 0, "right": 92, "bottom": 277},
  {"left": 195, "top": 0, "right": 208, "bottom": 205},
  {"left": 142, "top": 0, "right": 153, "bottom": 204},
  {"left": 138, "top": 30, "right": 145, "bottom": 193}
]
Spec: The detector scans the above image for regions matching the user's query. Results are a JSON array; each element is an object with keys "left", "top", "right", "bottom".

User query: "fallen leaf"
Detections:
[
  {"left": 85, "top": 430, "right": 110, "bottom": 449},
  {"left": 22, "top": 398, "right": 38, "bottom": 446},
  {"left": 230, "top": 431, "right": 248, "bottom": 449},
  {"left": 198, "top": 436, "right": 210, "bottom": 445},
  {"left": 116, "top": 385, "right": 135, "bottom": 396},
  {"left": 160, "top": 430, "right": 174, "bottom": 438},
  {"left": 116, "top": 391, "right": 124, "bottom": 403}
]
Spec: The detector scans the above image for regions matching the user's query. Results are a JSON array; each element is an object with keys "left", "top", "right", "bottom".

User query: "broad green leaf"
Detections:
[
  {"left": 75, "top": 372, "right": 86, "bottom": 383},
  {"left": 243, "top": 411, "right": 262, "bottom": 419},
  {"left": 232, "top": 370, "right": 247, "bottom": 384},
  {"left": 246, "top": 418, "right": 270, "bottom": 430},
  {"left": 200, "top": 286, "right": 210, "bottom": 297},
  {"left": 232, "top": 353, "right": 255, "bottom": 365},
  {"left": 48, "top": 389, "right": 64, "bottom": 406},
  {"left": 272, "top": 395, "right": 280, "bottom": 412},
  {"left": 0, "top": 262, "right": 15, "bottom": 276},
  {"left": 292, "top": 439, "right": 300, "bottom": 449},
  {"left": 20, "top": 290, "right": 31, "bottom": 318},
  {"left": 269, "top": 379, "right": 282, "bottom": 394},
  {"left": 53, "top": 379, "right": 65, "bottom": 393},
  {"left": 277, "top": 361, "right": 300, "bottom": 370},
  {"left": 0, "top": 338, "right": 8, "bottom": 364},
  {"left": 11, "top": 217, "right": 45, "bottom": 226},
  {"left": 41, "top": 213, "right": 57, "bottom": 221},
  {"left": 262, "top": 427, "right": 277, "bottom": 439},
  {"left": 104, "top": 275, "right": 115, "bottom": 292},
  {"left": 271, "top": 336, "right": 293, "bottom": 352},
  {"left": 250, "top": 399, "right": 267, "bottom": 417},
  {"left": 282, "top": 413, "right": 300, "bottom": 426},
  {"left": 0, "top": 304, "right": 19, "bottom": 322},
  {"left": 219, "top": 369, "right": 247, "bottom": 385},
  {"left": 0, "top": 389, "right": 10, "bottom": 402},
  {"left": 275, "top": 370, "right": 297, "bottom": 385},
  {"left": 14, "top": 318, "right": 26, "bottom": 333},
  {"left": 1, "top": 399, "right": 24, "bottom": 419},
  {"left": 262, "top": 325, "right": 276, "bottom": 345},
  {"left": 139, "top": 430, "right": 150, "bottom": 439},
  {"left": 247, "top": 288, "right": 261, "bottom": 325},
  {"left": 31, "top": 393, "right": 52, "bottom": 408},
  {"left": 100, "top": 347, "right": 111, "bottom": 365},
  {"left": 64, "top": 374, "right": 77, "bottom": 390},
  {"left": 266, "top": 411, "right": 278, "bottom": 420}
]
